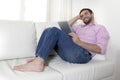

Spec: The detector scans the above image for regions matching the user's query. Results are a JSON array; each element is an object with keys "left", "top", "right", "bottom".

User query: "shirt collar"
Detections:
[{"left": 81, "top": 22, "right": 96, "bottom": 27}]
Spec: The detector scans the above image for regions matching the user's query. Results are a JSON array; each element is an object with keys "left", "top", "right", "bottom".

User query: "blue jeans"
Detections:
[{"left": 36, "top": 27, "right": 92, "bottom": 63}]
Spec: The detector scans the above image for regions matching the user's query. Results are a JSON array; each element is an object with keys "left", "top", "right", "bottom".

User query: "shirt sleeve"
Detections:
[{"left": 96, "top": 26, "right": 110, "bottom": 54}]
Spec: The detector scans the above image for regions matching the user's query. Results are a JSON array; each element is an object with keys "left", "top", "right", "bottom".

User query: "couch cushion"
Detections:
[
  {"left": 93, "top": 61, "right": 114, "bottom": 80},
  {"left": 0, "top": 57, "right": 62, "bottom": 80},
  {"left": 92, "top": 54, "right": 106, "bottom": 60},
  {"left": 0, "top": 20, "right": 37, "bottom": 60},
  {"left": 48, "top": 55, "right": 94, "bottom": 80},
  {"left": 48, "top": 55, "right": 114, "bottom": 80}
]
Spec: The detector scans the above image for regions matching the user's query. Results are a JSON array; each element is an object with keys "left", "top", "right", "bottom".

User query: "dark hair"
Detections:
[{"left": 79, "top": 8, "right": 93, "bottom": 14}]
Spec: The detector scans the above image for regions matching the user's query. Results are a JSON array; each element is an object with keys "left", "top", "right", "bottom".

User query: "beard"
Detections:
[{"left": 83, "top": 17, "right": 92, "bottom": 25}]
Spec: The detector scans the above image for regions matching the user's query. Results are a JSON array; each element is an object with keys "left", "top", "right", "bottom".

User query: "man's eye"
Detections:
[{"left": 80, "top": 15, "right": 83, "bottom": 18}]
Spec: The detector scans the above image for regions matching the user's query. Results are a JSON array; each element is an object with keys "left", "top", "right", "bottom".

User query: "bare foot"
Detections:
[
  {"left": 13, "top": 57, "right": 44, "bottom": 72},
  {"left": 27, "top": 59, "right": 48, "bottom": 66},
  {"left": 27, "top": 59, "right": 34, "bottom": 63}
]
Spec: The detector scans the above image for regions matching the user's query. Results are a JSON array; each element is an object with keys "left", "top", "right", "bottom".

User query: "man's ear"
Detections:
[
  {"left": 91, "top": 13, "right": 94, "bottom": 22},
  {"left": 92, "top": 13, "right": 94, "bottom": 17}
]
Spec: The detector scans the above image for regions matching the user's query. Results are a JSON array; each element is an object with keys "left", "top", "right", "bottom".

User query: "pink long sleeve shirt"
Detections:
[{"left": 72, "top": 23, "right": 110, "bottom": 56}]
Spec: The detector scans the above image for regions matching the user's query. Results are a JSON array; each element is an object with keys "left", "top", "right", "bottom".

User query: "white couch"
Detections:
[{"left": 0, "top": 20, "right": 120, "bottom": 80}]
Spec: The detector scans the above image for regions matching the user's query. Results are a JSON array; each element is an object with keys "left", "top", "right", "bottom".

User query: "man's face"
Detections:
[{"left": 80, "top": 10, "right": 93, "bottom": 25}]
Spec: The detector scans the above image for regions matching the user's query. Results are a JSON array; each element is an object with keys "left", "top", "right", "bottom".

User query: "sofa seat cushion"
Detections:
[
  {"left": 90, "top": 60, "right": 114, "bottom": 80},
  {"left": 0, "top": 57, "right": 62, "bottom": 80},
  {"left": 48, "top": 55, "right": 114, "bottom": 80},
  {"left": 49, "top": 55, "right": 94, "bottom": 80},
  {"left": 0, "top": 20, "right": 37, "bottom": 60}
]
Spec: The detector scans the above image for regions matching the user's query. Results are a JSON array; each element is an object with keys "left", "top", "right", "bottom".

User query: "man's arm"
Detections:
[
  {"left": 69, "top": 15, "right": 80, "bottom": 26},
  {"left": 78, "top": 40, "right": 101, "bottom": 53},
  {"left": 69, "top": 32, "right": 101, "bottom": 53}
]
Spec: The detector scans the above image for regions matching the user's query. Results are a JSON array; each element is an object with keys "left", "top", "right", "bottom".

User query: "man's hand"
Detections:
[
  {"left": 69, "top": 32, "right": 81, "bottom": 45},
  {"left": 69, "top": 15, "right": 81, "bottom": 26}
]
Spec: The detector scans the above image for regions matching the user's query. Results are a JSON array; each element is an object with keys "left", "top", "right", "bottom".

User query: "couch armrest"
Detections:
[{"left": 106, "top": 45, "right": 120, "bottom": 80}]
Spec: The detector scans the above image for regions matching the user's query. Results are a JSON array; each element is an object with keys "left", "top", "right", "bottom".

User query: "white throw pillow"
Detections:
[{"left": 0, "top": 20, "right": 37, "bottom": 60}]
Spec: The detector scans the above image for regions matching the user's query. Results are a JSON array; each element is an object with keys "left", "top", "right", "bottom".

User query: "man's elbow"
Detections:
[{"left": 95, "top": 46, "right": 102, "bottom": 53}]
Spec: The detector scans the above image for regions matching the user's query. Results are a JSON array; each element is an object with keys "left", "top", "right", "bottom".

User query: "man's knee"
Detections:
[
  {"left": 48, "top": 27, "right": 61, "bottom": 34},
  {"left": 45, "top": 27, "right": 59, "bottom": 32},
  {"left": 44, "top": 27, "right": 52, "bottom": 32},
  {"left": 50, "top": 27, "right": 60, "bottom": 32},
  {"left": 43, "top": 27, "right": 60, "bottom": 37}
]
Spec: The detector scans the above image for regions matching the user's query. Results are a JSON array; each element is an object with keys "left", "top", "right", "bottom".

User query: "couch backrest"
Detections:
[
  {"left": 0, "top": 20, "right": 37, "bottom": 60},
  {"left": 0, "top": 20, "right": 110, "bottom": 60}
]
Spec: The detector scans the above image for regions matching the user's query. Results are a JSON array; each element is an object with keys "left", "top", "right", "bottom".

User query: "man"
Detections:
[{"left": 13, "top": 8, "right": 110, "bottom": 72}]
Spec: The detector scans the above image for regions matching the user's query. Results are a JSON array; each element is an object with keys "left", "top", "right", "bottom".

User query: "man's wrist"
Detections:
[
  {"left": 75, "top": 15, "right": 80, "bottom": 20},
  {"left": 78, "top": 40, "right": 84, "bottom": 46}
]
